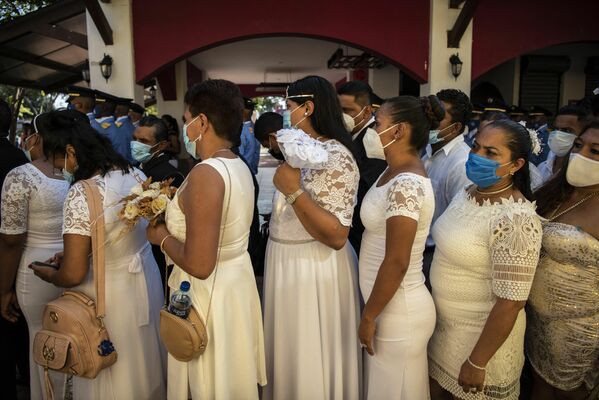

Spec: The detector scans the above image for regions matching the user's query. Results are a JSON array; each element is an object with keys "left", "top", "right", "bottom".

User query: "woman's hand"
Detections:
[
  {"left": 46, "top": 252, "right": 63, "bottom": 266},
  {"left": 0, "top": 291, "right": 20, "bottom": 322},
  {"left": 359, "top": 315, "right": 376, "bottom": 356},
  {"left": 146, "top": 222, "right": 170, "bottom": 246},
  {"left": 29, "top": 264, "right": 57, "bottom": 284},
  {"left": 273, "top": 162, "right": 301, "bottom": 196},
  {"left": 458, "top": 358, "right": 486, "bottom": 395}
]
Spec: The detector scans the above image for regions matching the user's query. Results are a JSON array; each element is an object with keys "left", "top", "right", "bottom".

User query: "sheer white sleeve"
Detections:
[
  {"left": 303, "top": 143, "right": 359, "bottom": 227},
  {"left": 385, "top": 175, "right": 425, "bottom": 221},
  {"left": 489, "top": 209, "right": 542, "bottom": 301},
  {"left": 62, "top": 182, "right": 91, "bottom": 236},
  {"left": 0, "top": 166, "right": 40, "bottom": 235}
]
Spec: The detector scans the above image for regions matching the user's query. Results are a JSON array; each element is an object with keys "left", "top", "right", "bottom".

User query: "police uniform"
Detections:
[
  {"left": 528, "top": 105, "right": 553, "bottom": 165},
  {"left": 67, "top": 86, "right": 103, "bottom": 131},
  {"left": 114, "top": 97, "right": 136, "bottom": 163},
  {"left": 94, "top": 90, "right": 130, "bottom": 160}
]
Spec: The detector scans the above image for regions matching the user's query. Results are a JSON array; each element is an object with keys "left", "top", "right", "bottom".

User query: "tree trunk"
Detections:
[{"left": 9, "top": 87, "right": 24, "bottom": 145}]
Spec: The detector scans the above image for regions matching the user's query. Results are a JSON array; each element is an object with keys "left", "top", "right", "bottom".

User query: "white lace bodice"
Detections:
[
  {"left": 360, "top": 172, "right": 435, "bottom": 291},
  {"left": 0, "top": 164, "right": 69, "bottom": 244},
  {"left": 269, "top": 140, "right": 359, "bottom": 241}
]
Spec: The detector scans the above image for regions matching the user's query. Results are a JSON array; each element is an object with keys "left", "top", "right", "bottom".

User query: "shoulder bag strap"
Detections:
[
  {"left": 203, "top": 158, "right": 232, "bottom": 325},
  {"left": 80, "top": 179, "right": 107, "bottom": 320}
]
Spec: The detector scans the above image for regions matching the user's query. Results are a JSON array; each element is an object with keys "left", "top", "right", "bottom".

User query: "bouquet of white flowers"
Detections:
[{"left": 118, "top": 177, "right": 177, "bottom": 232}]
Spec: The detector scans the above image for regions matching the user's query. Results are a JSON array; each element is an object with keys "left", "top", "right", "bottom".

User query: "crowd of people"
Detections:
[{"left": 0, "top": 74, "right": 597, "bottom": 400}]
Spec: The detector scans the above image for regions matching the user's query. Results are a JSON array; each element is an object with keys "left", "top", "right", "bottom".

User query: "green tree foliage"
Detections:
[
  {"left": 0, "top": 0, "right": 59, "bottom": 23},
  {"left": 253, "top": 96, "right": 284, "bottom": 115}
]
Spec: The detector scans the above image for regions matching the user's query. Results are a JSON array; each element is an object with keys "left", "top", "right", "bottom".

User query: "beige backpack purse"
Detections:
[
  {"left": 33, "top": 179, "right": 117, "bottom": 399},
  {"left": 159, "top": 158, "right": 232, "bottom": 361}
]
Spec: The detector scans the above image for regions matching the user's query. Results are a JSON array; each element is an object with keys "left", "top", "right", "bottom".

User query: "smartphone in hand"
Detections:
[{"left": 30, "top": 261, "right": 60, "bottom": 270}]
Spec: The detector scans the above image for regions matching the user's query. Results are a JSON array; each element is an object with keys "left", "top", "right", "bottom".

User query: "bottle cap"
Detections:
[{"left": 180, "top": 281, "right": 191, "bottom": 291}]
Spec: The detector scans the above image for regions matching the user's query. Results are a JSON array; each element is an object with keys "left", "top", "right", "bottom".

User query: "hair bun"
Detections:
[{"left": 419, "top": 95, "right": 445, "bottom": 130}]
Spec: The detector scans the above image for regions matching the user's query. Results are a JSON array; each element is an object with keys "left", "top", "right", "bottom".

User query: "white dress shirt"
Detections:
[
  {"left": 537, "top": 151, "right": 557, "bottom": 184},
  {"left": 422, "top": 134, "right": 471, "bottom": 247}
]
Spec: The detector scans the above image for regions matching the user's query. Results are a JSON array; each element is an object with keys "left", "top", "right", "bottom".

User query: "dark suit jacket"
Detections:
[
  {"left": 348, "top": 123, "right": 387, "bottom": 254},
  {"left": 140, "top": 153, "right": 185, "bottom": 188},
  {"left": 0, "top": 137, "right": 28, "bottom": 214}
]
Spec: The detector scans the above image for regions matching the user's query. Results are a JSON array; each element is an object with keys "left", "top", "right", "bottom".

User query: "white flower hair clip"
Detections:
[
  {"left": 518, "top": 121, "right": 542, "bottom": 156},
  {"left": 276, "top": 128, "right": 329, "bottom": 169}
]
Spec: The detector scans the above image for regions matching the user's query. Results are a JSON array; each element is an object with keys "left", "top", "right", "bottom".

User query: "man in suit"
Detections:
[
  {"left": 338, "top": 81, "right": 387, "bottom": 254},
  {"left": 133, "top": 115, "right": 185, "bottom": 285},
  {"left": 0, "top": 99, "right": 30, "bottom": 400}
]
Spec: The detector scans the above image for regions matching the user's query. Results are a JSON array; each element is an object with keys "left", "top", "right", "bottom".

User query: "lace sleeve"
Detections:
[
  {"left": 0, "top": 166, "right": 40, "bottom": 234},
  {"left": 63, "top": 182, "right": 91, "bottom": 236},
  {"left": 489, "top": 209, "right": 542, "bottom": 301},
  {"left": 304, "top": 143, "right": 359, "bottom": 227},
  {"left": 385, "top": 175, "right": 425, "bottom": 221}
]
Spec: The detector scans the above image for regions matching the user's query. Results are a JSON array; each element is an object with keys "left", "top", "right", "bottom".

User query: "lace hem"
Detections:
[{"left": 429, "top": 358, "right": 520, "bottom": 400}]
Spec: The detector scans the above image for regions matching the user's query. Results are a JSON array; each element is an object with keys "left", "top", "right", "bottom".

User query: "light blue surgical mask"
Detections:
[
  {"left": 183, "top": 115, "right": 201, "bottom": 159},
  {"left": 429, "top": 123, "right": 456, "bottom": 145},
  {"left": 282, "top": 104, "right": 305, "bottom": 129},
  {"left": 62, "top": 156, "right": 75, "bottom": 184},
  {"left": 465, "top": 153, "right": 512, "bottom": 189},
  {"left": 130, "top": 140, "right": 158, "bottom": 163},
  {"left": 548, "top": 130, "right": 576, "bottom": 157},
  {"left": 22, "top": 133, "right": 37, "bottom": 162}
]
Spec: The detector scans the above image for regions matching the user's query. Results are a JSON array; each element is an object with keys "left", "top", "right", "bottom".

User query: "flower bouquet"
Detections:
[{"left": 118, "top": 177, "right": 177, "bottom": 232}]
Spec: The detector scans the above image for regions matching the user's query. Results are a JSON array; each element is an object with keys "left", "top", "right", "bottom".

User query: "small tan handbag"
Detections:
[
  {"left": 32, "top": 179, "right": 117, "bottom": 400},
  {"left": 159, "top": 158, "right": 232, "bottom": 362}
]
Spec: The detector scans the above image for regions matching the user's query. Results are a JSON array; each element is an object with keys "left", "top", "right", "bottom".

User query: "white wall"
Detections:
[
  {"left": 86, "top": 0, "right": 144, "bottom": 104},
  {"left": 420, "top": 0, "right": 473, "bottom": 95}
]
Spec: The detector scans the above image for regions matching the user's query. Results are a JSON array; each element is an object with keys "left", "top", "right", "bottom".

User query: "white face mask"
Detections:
[
  {"left": 342, "top": 107, "right": 366, "bottom": 133},
  {"left": 548, "top": 130, "right": 577, "bottom": 157},
  {"left": 566, "top": 153, "right": 599, "bottom": 187},
  {"left": 363, "top": 124, "right": 398, "bottom": 160}
]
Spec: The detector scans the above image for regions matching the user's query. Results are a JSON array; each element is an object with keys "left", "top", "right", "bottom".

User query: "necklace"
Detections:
[
  {"left": 548, "top": 191, "right": 599, "bottom": 221},
  {"left": 210, "top": 148, "right": 231, "bottom": 158},
  {"left": 475, "top": 183, "right": 514, "bottom": 196}
]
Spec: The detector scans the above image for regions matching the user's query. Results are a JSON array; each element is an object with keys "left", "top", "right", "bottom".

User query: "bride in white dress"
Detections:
[
  {"left": 263, "top": 76, "right": 361, "bottom": 400},
  {"left": 428, "top": 120, "right": 542, "bottom": 400},
  {"left": 358, "top": 96, "right": 442, "bottom": 400},
  {"left": 0, "top": 118, "right": 69, "bottom": 400},
  {"left": 147, "top": 80, "right": 266, "bottom": 399},
  {"left": 31, "top": 111, "right": 166, "bottom": 400}
]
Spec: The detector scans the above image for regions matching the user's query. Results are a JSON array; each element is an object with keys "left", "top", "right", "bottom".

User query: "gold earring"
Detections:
[{"left": 509, "top": 170, "right": 515, "bottom": 176}]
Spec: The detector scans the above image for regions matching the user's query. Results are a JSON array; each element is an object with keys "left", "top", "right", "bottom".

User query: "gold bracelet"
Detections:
[
  {"left": 467, "top": 357, "right": 486, "bottom": 371},
  {"left": 160, "top": 234, "right": 173, "bottom": 253}
]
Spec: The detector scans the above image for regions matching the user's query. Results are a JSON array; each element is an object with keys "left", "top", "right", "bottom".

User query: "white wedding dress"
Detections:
[
  {"left": 165, "top": 157, "right": 266, "bottom": 400},
  {"left": 359, "top": 172, "right": 436, "bottom": 400},
  {"left": 0, "top": 164, "right": 69, "bottom": 400},
  {"left": 62, "top": 169, "right": 166, "bottom": 400},
  {"left": 428, "top": 189, "right": 542, "bottom": 400},
  {"left": 263, "top": 139, "right": 362, "bottom": 400}
]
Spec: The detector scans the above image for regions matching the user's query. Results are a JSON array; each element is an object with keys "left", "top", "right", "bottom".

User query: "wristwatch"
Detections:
[{"left": 285, "top": 188, "right": 304, "bottom": 205}]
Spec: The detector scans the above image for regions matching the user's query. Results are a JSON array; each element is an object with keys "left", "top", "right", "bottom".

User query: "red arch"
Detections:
[
  {"left": 472, "top": 0, "right": 599, "bottom": 79},
  {"left": 131, "top": 0, "right": 430, "bottom": 84}
]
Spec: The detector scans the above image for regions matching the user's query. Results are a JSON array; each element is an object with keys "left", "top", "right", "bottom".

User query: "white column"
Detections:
[
  {"left": 86, "top": 0, "right": 143, "bottom": 104},
  {"left": 156, "top": 61, "right": 189, "bottom": 160},
  {"left": 368, "top": 65, "right": 400, "bottom": 98},
  {"left": 420, "top": 0, "right": 473, "bottom": 96}
]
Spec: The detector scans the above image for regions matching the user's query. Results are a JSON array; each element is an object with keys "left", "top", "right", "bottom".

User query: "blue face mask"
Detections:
[
  {"left": 130, "top": 140, "right": 157, "bottom": 163},
  {"left": 282, "top": 104, "right": 304, "bottom": 129},
  {"left": 62, "top": 156, "right": 75, "bottom": 184},
  {"left": 429, "top": 123, "right": 456, "bottom": 145},
  {"left": 22, "top": 133, "right": 37, "bottom": 162},
  {"left": 465, "top": 153, "right": 512, "bottom": 189},
  {"left": 183, "top": 115, "right": 201, "bottom": 159}
]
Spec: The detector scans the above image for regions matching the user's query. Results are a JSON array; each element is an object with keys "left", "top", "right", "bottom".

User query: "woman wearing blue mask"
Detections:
[
  {"left": 0, "top": 113, "right": 70, "bottom": 400},
  {"left": 428, "top": 119, "right": 542, "bottom": 399},
  {"left": 263, "top": 75, "right": 361, "bottom": 400},
  {"left": 527, "top": 122, "right": 599, "bottom": 399},
  {"left": 30, "top": 110, "right": 166, "bottom": 399}
]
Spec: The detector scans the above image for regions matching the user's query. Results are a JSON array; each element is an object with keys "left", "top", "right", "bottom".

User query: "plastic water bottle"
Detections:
[{"left": 168, "top": 281, "right": 192, "bottom": 319}]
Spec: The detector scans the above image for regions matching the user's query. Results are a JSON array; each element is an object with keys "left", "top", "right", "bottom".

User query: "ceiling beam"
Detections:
[
  {"left": 83, "top": 0, "right": 113, "bottom": 45},
  {"left": 0, "top": 0, "right": 85, "bottom": 45},
  {"left": 447, "top": 0, "right": 480, "bottom": 48},
  {"left": 32, "top": 24, "right": 88, "bottom": 49},
  {"left": 0, "top": 46, "right": 81, "bottom": 73},
  {"left": 0, "top": 75, "right": 43, "bottom": 90}
]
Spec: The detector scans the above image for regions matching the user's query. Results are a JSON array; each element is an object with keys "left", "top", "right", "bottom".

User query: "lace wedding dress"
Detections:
[
  {"left": 62, "top": 169, "right": 166, "bottom": 399},
  {"left": 526, "top": 221, "right": 599, "bottom": 392},
  {"left": 1, "top": 164, "right": 69, "bottom": 400},
  {"left": 428, "top": 189, "right": 542, "bottom": 400},
  {"left": 359, "top": 172, "right": 436, "bottom": 399},
  {"left": 263, "top": 139, "right": 362, "bottom": 400},
  {"left": 165, "top": 157, "right": 266, "bottom": 399}
]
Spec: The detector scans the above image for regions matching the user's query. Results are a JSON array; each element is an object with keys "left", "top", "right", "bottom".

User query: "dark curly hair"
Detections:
[
  {"left": 436, "top": 89, "right": 472, "bottom": 134},
  {"left": 38, "top": 110, "right": 130, "bottom": 183},
  {"left": 382, "top": 95, "right": 445, "bottom": 151},
  {"left": 482, "top": 119, "right": 534, "bottom": 201}
]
